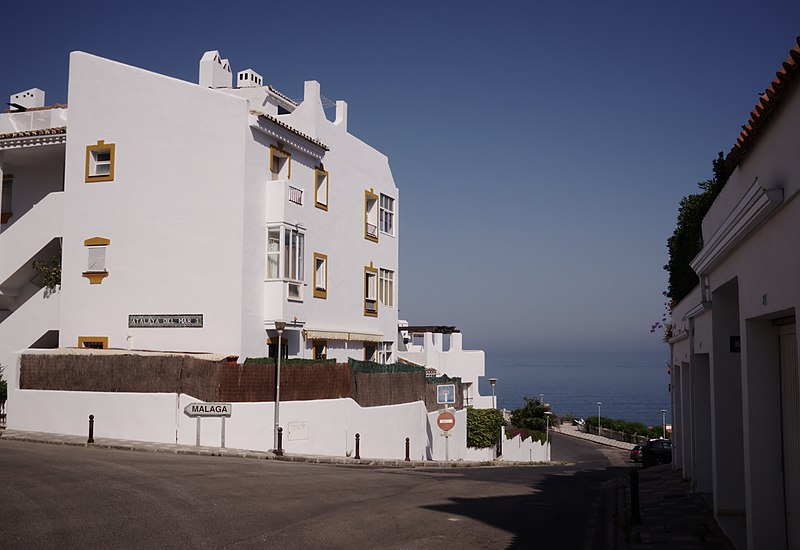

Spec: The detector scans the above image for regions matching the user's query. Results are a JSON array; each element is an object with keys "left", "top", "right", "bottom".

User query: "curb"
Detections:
[{"left": 0, "top": 429, "right": 555, "bottom": 469}]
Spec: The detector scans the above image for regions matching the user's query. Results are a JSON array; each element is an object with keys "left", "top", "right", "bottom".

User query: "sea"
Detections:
[{"left": 478, "top": 350, "right": 671, "bottom": 427}]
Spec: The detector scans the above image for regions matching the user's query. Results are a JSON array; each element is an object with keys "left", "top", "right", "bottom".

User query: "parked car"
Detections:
[
  {"left": 642, "top": 439, "right": 672, "bottom": 467},
  {"left": 630, "top": 444, "right": 643, "bottom": 463}
]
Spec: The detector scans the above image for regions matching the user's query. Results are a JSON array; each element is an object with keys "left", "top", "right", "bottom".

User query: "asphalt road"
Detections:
[{"left": 0, "top": 433, "right": 630, "bottom": 549}]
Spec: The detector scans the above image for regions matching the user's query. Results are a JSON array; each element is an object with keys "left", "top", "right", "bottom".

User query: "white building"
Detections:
[
  {"left": 0, "top": 50, "right": 400, "bottom": 367},
  {"left": 669, "top": 37, "right": 800, "bottom": 549}
]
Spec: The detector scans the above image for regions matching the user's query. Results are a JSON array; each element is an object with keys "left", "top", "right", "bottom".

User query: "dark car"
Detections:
[
  {"left": 642, "top": 439, "right": 672, "bottom": 467},
  {"left": 630, "top": 444, "right": 643, "bottom": 463}
]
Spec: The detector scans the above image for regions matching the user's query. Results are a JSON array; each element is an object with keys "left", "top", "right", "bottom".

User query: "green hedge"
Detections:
[
  {"left": 466, "top": 408, "right": 504, "bottom": 448},
  {"left": 348, "top": 358, "right": 425, "bottom": 374}
]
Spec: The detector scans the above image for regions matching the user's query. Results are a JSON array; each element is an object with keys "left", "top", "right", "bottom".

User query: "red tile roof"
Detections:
[
  {"left": 725, "top": 36, "right": 800, "bottom": 174},
  {"left": 0, "top": 126, "right": 66, "bottom": 140}
]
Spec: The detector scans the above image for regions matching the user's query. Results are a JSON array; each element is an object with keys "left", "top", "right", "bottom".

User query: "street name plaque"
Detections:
[{"left": 129, "top": 314, "right": 203, "bottom": 328}]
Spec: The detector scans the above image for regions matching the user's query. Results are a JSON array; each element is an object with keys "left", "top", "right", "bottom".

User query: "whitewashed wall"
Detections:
[{"left": 9, "top": 354, "right": 549, "bottom": 462}]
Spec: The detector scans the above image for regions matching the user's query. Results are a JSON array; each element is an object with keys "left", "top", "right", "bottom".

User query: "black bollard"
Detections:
[
  {"left": 355, "top": 433, "right": 360, "bottom": 460},
  {"left": 88, "top": 414, "right": 95, "bottom": 444},
  {"left": 405, "top": 437, "right": 410, "bottom": 461},
  {"left": 276, "top": 427, "right": 284, "bottom": 456},
  {"left": 630, "top": 469, "right": 641, "bottom": 524}
]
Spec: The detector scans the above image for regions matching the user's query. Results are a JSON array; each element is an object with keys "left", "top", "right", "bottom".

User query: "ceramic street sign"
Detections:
[{"left": 184, "top": 402, "right": 232, "bottom": 418}]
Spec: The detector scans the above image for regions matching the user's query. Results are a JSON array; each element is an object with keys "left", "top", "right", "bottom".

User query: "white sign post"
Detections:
[
  {"left": 437, "top": 410, "right": 456, "bottom": 462},
  {"left": 184, "top": 402, "right": 232, "bottom": 448}
]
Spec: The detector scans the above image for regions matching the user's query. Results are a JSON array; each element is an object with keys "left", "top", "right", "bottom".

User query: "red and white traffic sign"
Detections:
[{"left": 437, "top": 411, "right": 456, "bottom": 431}]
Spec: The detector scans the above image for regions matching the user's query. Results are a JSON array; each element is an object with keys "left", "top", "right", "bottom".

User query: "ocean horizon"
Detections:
[{"left": 478, "top": 350, "right": 671, "bottom": 427}]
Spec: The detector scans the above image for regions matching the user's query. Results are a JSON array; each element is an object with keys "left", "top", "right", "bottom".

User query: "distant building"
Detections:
[
  {"left": 669, "top": 37, "right": 800, "bottom": 549},
  {"left": 0, "top": 50, "right": 399, "bottom": 367}
]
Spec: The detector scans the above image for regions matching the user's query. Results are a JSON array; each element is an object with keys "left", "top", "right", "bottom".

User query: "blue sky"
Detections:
[{"left": 3, "top": 1, "right": 799, "bottom": 353}]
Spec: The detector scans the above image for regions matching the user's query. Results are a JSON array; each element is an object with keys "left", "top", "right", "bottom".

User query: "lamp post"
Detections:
[
  {"left": 544, "top": 411, "right": 554, "bottom": 444},
  {"left": 273, "top": 321, "right": 286, "bottom": 451},
  {"left": 661, "top": 409, "right": 667, "bottom": 439},
  {"left": 597, "top": 401, "right": 602, "bottom": 436},
  {"left": 488, "top": 378, "right": 497, "bottom": 409},
  {"left": 539, "top": 393, "right": 544, "bottom": 405}
]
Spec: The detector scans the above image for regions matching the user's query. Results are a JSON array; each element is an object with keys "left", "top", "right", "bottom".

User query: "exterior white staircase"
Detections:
[
  {"left": 0, "top": 191, "right": 63, "bottom": 287},
  {"left": 0, "top": 286, "right": 59, "bottom": 369}
]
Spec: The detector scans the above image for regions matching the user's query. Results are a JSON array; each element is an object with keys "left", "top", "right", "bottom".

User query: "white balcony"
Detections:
[
  {"left": 266, "top": 179, "right": 304, "bottom": 223},
  {"left": 0, "top": 108, "right": 67, "bottom": 134}
]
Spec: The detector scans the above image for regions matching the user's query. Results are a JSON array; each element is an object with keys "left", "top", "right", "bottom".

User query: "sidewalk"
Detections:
[
  {"left": 619, "top": 465, "right": 735, "bottom": 549},
  {"left": 559, "top": 423, "right": 734, "bottom": 548}
]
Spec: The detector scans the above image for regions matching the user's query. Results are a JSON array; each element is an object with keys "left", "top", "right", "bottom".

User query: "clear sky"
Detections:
[{"left": 3, "top": 1, "right": 799, "bottom": 354}]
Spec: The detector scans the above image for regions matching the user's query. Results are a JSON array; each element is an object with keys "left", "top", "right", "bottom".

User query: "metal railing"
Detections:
[
  {"left": 365, "top": 223, "right": 378, "bottom": 238},
  {"left": 288, "top": 185, "right": 303, "bottom": 205}
]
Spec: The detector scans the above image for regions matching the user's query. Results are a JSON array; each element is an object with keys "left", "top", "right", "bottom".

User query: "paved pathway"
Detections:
[{"left": 558, "top": 422, "right": 637, "bottom": 450}]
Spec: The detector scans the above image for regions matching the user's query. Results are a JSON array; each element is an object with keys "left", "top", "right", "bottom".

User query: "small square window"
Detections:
[
  {"left": 78, "top": 336, "right": 108, "bottom": 349},
  {"left": 85, "top": 140, "right": 116, "bottom": 182}
]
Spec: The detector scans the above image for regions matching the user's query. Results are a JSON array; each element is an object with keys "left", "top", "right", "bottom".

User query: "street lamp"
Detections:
[
  {"left": 539, "top": 393, "right": 544, "bottom": 405},
  {"left": 273, "top": 321, "right": 286, "bottom": 452},
  {"left": 488, "top": 378, "right": 498, "bottom": 409},
  {"left": 544, "top": 411, "right": 554, "bottom": 444},
  {"left": 597, "top": 401, "right": 602, "bottom": 436},
  {"left": 661, "top": 409, "right": 667, "bottom": 439}
]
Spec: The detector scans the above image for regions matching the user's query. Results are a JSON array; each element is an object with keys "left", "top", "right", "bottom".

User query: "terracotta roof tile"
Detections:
[
  {"left": 250, "top": 110, "right": 329, "bottom": 151},
  {"left": 0, "top": 126, "right": 66, "bottom": 140},
  {"left": 725, "top": 36, "right": 800, "bottom": 173}
]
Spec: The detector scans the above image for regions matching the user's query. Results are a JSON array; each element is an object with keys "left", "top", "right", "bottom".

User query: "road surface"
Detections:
[{"left": 0, "top": 432, "right": 629, "bottom": 549}]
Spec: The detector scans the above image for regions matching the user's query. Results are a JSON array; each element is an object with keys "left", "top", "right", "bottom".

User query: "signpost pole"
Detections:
[
  {"left": 196, "top": 417, "right": 201, "bottom": 447},
  {"left": 444, "top": 432, "right": 450, "bottom": 463},
  {"left": 221, "top": 417, "right": 226, "bottom": 449}
]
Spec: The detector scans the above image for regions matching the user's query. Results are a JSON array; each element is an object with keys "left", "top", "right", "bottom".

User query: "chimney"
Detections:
[
  {"left": 199, "top": 50, "right": 232, "bottom": 88},
  {"left": 10, "top": 88, "right": 45, "bottom": 109},
  {"left": 236, "top": 69, "right": 263, "bottom": 88}
]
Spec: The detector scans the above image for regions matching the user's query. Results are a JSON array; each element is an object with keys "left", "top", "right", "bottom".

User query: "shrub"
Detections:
[
  {"left": 466, "top": 407, "right": 504, "bottom": 448},
  {"left": 506, "top": 427, "right": 546, "bottom": 444},
  {"left": 510, "top": 396, "right": 550, "bottom": 433}
]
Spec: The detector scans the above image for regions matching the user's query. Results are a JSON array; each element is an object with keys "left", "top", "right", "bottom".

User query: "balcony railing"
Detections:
[
  {"left": 288, "top": 185, "right": 303, "bottom": 205},
  {"left": 365, "top": 223, "right": 378, "bottom": 239}
]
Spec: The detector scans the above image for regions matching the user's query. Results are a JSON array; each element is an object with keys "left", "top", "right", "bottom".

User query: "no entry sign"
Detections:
[{"left": 437, "top": 411, "right": 456, "bottom": 431}]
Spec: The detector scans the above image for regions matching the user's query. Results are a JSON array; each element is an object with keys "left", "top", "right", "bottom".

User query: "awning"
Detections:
[{"left": 303, "top": 329, "right": 384, "bottom": 342}]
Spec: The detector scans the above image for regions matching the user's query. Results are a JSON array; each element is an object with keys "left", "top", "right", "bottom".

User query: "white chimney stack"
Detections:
[
  {"left": 199, "top": 50, "right": 232, "bottom": 88},
  {"left": 10, "top": 88, "right": 45, "bottom": 109}
]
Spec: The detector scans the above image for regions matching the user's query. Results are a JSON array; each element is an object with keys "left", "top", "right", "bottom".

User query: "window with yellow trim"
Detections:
[
  {"left": 270, "top": 145, "right": 291, "bottom": 180},
  {"left": 78, "top": 336, "right": 108, "bottom": 349},
  {"left": 313, "top": 253, "right": 328, "bottom": 299},
  {"left": 364, "top": 265, "right": 378, "bottom": 317},
  {"left": 82, "top": 237, "right": 110, "bottom": 284},
  {"left": 85, "top": 141, "right": 116, "bottom": 182},
  {"left": 314, "top": 167, "right": 329, "bottom": 210},
  {"left": 364, "top": 190, "right": 378, "bottom": 242}
]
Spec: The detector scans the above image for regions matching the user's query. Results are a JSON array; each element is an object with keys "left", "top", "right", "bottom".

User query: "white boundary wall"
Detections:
[{"left": 8, "top": 355, "right": 549, "bottom": 462}]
